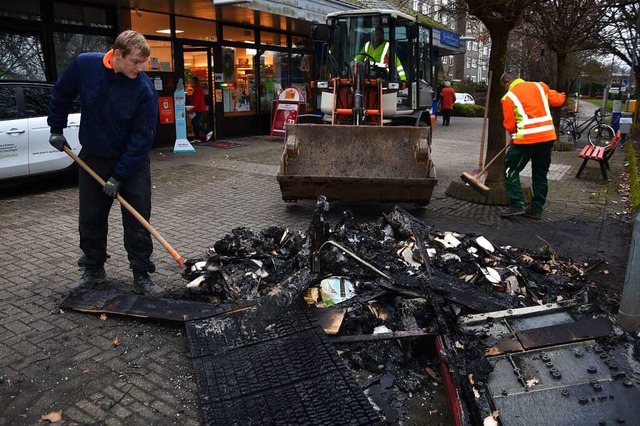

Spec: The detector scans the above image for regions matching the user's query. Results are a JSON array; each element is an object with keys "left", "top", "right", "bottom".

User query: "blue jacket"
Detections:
[{"left": 48, "top": 52, "right": 158, "bottom": 181}]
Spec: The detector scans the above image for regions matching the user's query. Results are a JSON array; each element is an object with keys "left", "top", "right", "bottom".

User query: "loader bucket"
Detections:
[{"left": 277, "top": 124, "right": 437, "bottom": 205}]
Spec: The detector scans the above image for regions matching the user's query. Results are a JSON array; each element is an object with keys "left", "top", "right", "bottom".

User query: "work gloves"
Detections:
[
  {"left": 103, "top": 177, "right": 121, "bottom": 199},
  {"left": 49, "top": 133, "right": 70, "bottom": 152}
]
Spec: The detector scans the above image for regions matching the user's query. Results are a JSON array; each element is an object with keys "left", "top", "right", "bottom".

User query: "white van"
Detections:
[{"left": 0, "top": 81, "right": 81, "bottom": 181}]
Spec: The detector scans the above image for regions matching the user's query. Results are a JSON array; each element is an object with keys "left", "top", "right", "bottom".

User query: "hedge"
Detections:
[{"left": 451, "top": 103, "right": 485, "bottom": 117}]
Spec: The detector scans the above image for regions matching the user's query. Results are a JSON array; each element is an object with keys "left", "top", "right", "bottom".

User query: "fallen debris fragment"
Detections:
[{"left": 40, "top": 410, "right": 62, "bottom": 423}]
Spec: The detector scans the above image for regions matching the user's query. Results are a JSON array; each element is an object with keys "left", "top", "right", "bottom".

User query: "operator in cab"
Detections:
[{"left": 356, "top": 26, "right": 406, "bottom": 81}]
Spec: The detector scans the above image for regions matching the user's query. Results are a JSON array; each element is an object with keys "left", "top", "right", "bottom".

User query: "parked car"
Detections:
[
  {"left": 455, "top": 93, "right": 475, "bottom": 105},
  {"left": 0, "top": 81, "right": 81, "bottom": 181}
]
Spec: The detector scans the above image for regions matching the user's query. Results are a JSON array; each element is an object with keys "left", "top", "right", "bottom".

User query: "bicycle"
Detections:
[{"left": 558, "top": 107, "right": 615, "bottom": 147}]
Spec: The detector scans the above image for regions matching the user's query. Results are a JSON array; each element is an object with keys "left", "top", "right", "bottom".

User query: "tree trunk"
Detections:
[{"left": 484, "top": 26, "right": 509, "bottom": 184}]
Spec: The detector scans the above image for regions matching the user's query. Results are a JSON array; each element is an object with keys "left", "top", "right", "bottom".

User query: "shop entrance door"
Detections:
[{"left": 183, "top": 46, "right": 215, "bottom": 141}]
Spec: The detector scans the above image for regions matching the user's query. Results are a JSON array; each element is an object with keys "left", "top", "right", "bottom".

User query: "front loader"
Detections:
[{"left": 277, "top": 9, "right": 438, "bottom": 205}]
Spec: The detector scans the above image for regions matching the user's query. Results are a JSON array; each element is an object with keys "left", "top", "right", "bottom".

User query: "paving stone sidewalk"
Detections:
[{"left": 0, "top": 107, "right": 632, "bottom": 425}]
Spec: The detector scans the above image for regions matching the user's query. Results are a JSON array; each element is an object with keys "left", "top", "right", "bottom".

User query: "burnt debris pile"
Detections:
[
  {"left": 182, "top": 203, "right": 596, "bottom": 310},
  {"left": 179, "top": 199, "right": 615, "bottom": 423}
]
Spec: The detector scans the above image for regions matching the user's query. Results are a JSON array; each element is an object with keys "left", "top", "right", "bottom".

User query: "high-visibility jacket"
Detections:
[
  {"left": 358, "top": 41, "right": 406, "bottom": 81},
  {"left": 501, "top": 78, "right": 565, "bottom": 144}
]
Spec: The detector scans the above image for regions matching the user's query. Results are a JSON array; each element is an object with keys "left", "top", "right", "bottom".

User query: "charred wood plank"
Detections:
[
  {"left": 428, "top": 273, "right": 513, "bottom": 312},
  {"left": 326, "top": 329, "right": 437, "bottom": 343},
  {"left": 60, "top": 289, "right": 251, "bottom": 321},
  {"left": 517, "top": 317, "right": 613, "bottom": 349}
]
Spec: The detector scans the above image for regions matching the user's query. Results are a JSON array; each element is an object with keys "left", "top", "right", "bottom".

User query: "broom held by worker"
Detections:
[
  {"left": 47, "top": 30, "right": 163, "bottom": 296},
  {"left": 499, "top": 72, "right": 566, "bottom": 219}
]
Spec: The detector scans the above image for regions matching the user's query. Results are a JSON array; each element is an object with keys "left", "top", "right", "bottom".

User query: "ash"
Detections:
[{"left": 178, "top": 201, "right": 613, "bottom": 424}]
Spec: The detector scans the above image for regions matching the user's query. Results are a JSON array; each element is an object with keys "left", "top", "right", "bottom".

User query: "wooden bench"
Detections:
[{"left": 575, "top": 130, "right": 621, "bottom": 180}]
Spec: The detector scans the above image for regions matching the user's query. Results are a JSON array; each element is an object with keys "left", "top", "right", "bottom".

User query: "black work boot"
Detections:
[
  {"left": 70, "top": 267, "right": 107, "bottom": 294},
  {"left": 132, "top": 271, "right": 164, "bottom": 296}
]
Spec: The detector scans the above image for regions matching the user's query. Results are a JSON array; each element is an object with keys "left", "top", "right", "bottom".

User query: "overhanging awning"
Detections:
[{"left": 218, "top": 0, "right": 358, "bottom": 23}]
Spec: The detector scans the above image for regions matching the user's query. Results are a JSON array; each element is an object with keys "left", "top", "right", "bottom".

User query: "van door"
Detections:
[
  {"left": 24, "top": 85, "right": 80, "bottom": 175},
  {"left": 0, "top": 86, "right": 29, "bottom": 179}
]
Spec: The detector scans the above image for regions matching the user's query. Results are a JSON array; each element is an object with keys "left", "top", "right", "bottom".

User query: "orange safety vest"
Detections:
[{"left": 501, "top": 79, "right": 558, "bottom": 144}]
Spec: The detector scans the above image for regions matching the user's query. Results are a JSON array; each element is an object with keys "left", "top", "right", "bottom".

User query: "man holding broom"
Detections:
[
  {"left": 48, "top": 30, "right": 163, "bottom": 295},
  {"left": 499, "top": 72, "right": 566, "bottom": 219}
]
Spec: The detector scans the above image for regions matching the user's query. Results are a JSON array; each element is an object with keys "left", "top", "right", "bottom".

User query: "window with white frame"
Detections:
[
  {"left": 472, "top": 41, "right": 478, "bottom": 50},
  {"left": 482, "top": 61, "right": 487, "bottom": 70},
  {"left": 442, "top": 56, "right": 447, "bottom": 64},
  {"left": 472, "top": 59, "right": 477, "bottom": 68},
  {"left": 413, "top": 0, "right": 419, "bottom": 11},
  {"left": 466, "top": 57, "right": 471, "bottom": 68},
  {"left": 483, "top": 46, "right": 488, "bottom": 56},
  {"left": 421, "top": 3, "right": 428, "bottom": 14},
  {"left": 471, "top": 75, "right": 477, "bottom": 82},
  {"left": 449, "top": 56, "right": 454, "bottom": 65},
  {"left": 467, "top": 41, "right": 472, "bottom": 50}
]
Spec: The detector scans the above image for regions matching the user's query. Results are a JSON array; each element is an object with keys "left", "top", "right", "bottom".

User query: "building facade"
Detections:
[{"left": 0, "top": 0, "right": 463, "bottom": 144}]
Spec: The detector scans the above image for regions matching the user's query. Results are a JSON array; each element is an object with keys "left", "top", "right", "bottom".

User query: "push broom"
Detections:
[
  {"left": 460, "top": 143, "right": 509, "bottom": 195},
  {"left": 459, "top": 71, "right": 508, "bottom": 196},
  {"left": 63, "top": 146, "right": 186, "bottom": 270}
]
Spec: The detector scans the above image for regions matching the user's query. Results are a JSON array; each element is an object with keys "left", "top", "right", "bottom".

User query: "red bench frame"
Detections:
[{"left": 575, "top": 130, "right": 621, "bottom": 180}]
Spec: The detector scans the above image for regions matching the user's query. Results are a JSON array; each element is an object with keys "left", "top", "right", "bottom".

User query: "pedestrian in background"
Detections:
[
  {"left": 48, "top": 30, "right": 163, "bottom": 295},
  {"left": 439, "top": 81, "right": 456, "bottom": 126},
  {"left": 190, "top": 76, "right": 212, "bottom": 142},
  {"left": 499, "top": 71, "right": 566, "bottom": 219}
]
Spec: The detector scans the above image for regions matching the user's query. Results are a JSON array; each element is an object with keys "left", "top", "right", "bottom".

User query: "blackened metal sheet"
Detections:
[
  {"left": 186, "top": 307, "right": 382, "bottom": 425},
  {"left": 491, "top": 381, "right": 640, "bottom": 426},
  {"left": 517, "top": 317, "right": 613, "bottom": 349},
  {"left": 60, "top": 289, "right": 250, "bottom": 321}
]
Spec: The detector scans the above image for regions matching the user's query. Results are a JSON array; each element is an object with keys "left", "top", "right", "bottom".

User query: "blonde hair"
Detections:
[{"left": 114, "top": 30, "right": 150, "bottom": 58}]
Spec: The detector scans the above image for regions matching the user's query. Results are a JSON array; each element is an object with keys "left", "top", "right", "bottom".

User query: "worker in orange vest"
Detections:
[{"left": 499, "top": 72, "right": 566, "bottom": 219}]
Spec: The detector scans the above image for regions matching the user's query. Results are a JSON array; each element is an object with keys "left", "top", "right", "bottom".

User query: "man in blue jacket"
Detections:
[{"left": 48, "top": 30, "right": 162, "bottom": 296}]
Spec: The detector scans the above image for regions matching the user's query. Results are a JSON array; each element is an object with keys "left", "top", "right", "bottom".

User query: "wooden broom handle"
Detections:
[
  {"left": 479, "top": 71, "right": 492, "bottom": 168},
  {"left": 64, "top": 146, "right": 185, "bottom": 270}
]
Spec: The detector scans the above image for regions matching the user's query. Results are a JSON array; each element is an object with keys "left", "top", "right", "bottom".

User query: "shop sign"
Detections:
[{"left": 440, "top": 30, "right": 460, "bottom": 48}]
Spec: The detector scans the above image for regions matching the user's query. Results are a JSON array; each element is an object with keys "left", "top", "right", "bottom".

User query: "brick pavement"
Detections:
[{"left": 0, "top": 107, "right": 632, "bottom": 424}]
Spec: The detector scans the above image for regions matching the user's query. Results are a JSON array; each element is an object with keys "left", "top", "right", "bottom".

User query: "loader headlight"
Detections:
[
  {"left": 317, "top": 81, "right": 329, "bottom": 89},
  {"left": 388, "top": 82, "right": 400, "bottom": 90}
]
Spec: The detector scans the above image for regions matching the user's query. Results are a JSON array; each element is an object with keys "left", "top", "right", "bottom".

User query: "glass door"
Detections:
[
  {"left": 258, "top": 50, "right": 287, "bottom": 132},
  {"left": 183, "top": 46, "right": 215, "bottom": 141}
]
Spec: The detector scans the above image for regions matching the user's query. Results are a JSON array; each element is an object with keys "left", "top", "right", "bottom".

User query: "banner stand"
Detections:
[
  {"left": 270, "top": 87, "right": 305, "bottom": 142},
  {"left": 173, "top": 78, "right": 196, "bottom": 153}
]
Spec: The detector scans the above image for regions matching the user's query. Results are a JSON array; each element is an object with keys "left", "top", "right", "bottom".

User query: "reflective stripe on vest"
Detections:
[
  {"left": 506, "top": 82, "right": 553, "bottom": 138},
  {"left": 364, "top": 41, "right": 390, "bottom": 68}
]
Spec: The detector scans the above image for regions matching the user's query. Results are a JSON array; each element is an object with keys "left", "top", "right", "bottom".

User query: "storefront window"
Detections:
[
  {"left": 261, "top": 31, "right": 287, "bottom": 48},
  {"left": 259, "top": 50, "right": 286, "bottom": 115},
  {"left": 130, "top": 10, "right": 171, "bottom": 38},
  {"left": 0, "top": 31, "right": 45, "bottom": 80},
  {"left": 223, "top": 26, "right": 255, "bottom": 43},
  {"left": 147, "top": 39, "right": 173, "bottom": 72},
  {"left": 53, "top": 33, "right": 112, "bottom": 77},
  {"left": 175, "top": 17, "right": 216, "bottom": 42},
  {"left": 0, "top": 1, "right": 40, "bottom": 20},
  {"left": 221, "top": 47, "right": 256, "bottom": 116},
  {"left": 53, "top": 2, "right": 114, "bottom": 28}
]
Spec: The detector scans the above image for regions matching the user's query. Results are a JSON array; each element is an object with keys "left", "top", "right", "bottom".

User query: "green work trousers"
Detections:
[{"left": 503, "top": 141, "right": 554, "bottom": 214}]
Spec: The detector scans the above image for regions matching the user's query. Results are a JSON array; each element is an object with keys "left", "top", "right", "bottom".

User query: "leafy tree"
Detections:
[{"left": 603, "top": 2, "right": 639, "bottom": 99}]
